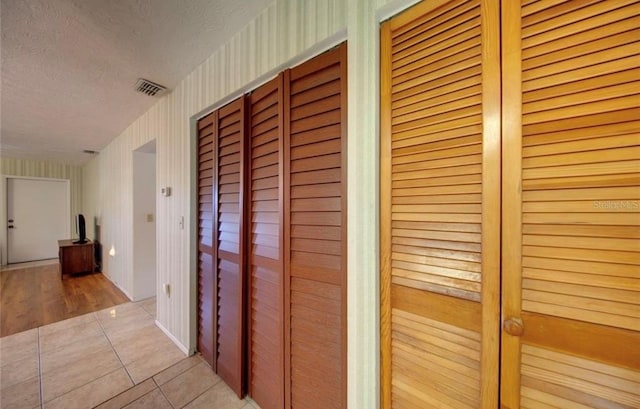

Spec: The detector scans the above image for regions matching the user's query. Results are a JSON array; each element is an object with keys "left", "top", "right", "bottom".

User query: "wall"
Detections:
[
  {"left": 82, "top": 0, "right": 423, "bottom": 405},
  {"left": 133, "top": 151, "right": 156, "bottom": 301},
  {"left": 1, "top": 157, "right": 83, "bottom": 265}
]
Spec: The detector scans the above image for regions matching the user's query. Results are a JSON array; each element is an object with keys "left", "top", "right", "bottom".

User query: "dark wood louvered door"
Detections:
[
  {"left": 197, "top": 45, "right": 347, "bottom": 407},
  {"left": 214, "top": 96, "right": 248, "bottom": 398},
  {"left": 284, "top": 43, "right": 348, "bottom": 409},
  {"left": 247, "top": 74, "right": 285, "bottom": 409},
  {"left": 197, "top": 111, "right": 217, "bottom": 368}
]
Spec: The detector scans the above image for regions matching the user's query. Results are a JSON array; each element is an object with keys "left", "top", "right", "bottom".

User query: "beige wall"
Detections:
[{"left": 82, "top": 0, "right": 422, "bottom": 404}]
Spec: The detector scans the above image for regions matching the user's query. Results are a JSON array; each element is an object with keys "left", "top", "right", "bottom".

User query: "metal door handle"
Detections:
[{"left": 8, "top": 225, "right": 15, "bottom": 229}]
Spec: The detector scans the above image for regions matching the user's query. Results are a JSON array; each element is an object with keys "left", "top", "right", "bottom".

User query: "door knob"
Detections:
[{"left": 503, "top": 318, "right": 524, "bottom": 337}]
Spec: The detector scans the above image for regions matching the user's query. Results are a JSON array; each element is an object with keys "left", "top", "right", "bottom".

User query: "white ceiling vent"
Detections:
[{"left": 135, "top": 78, "right": 167, "bottom": 97}]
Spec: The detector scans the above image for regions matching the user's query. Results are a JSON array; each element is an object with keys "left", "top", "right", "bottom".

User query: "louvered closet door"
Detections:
[
  {"left": 215, "top": 96, "right": 247, "bottom": 398},
  {"left": 247, "top": 75, "right": 284, "bottom": 409},
  {"left": 197, "top": 111, "right": 216, "bottom": 367},
  {"left": 284, "top": 43, "right": 347, "bottom": 409},
  {"left": 501, "top": 1, "right": 640, "bottom": 408},
  {"left": 380, "top": 1, "right": 500, "bottom": 408}
]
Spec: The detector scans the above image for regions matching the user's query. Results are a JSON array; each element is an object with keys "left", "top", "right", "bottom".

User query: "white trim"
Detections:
[
  {"left": 156, "top": 319, "right": 191, "bottom": 355},
  {"left": 1, "top": 175, "right": 71, "bottom": 265}
]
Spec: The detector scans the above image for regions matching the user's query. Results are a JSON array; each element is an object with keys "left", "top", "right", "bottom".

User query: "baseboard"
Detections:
[
  {"left": 155, "top": 320, "right": 190, "bottom": 356},
  {"left": 111, "top": 279, "right": 133, "bottom": 301}
]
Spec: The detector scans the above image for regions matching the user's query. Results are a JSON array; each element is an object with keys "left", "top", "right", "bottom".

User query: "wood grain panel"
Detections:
[
  {"left": 501, "top": 1, "right": 640, "bottom": 407},
  {"left": 214, "top": 96, "right": 247, "bottom": 398},
  {"left": 521, "top": 345, "right": 640, "bottom": 408},
  {"left": 381, "top": 0, "right": 500, "bottom": 407},
  {"left": 247, "top": 75, "right": 284, "bottom": 409},
  {"left": 519, "top": 0, "right": 640, "bottom": 335},
  {"left": 386, "top": 0, "right": 486, "bottom": 303},
  {"left": 391, "top": 308, "right": 481, "bottom": 409},
  {"left": 285, "top": 43, "right": 347, "bottom": 409},
  {"left": 197, "top": 111, "right": 216, "bottom": 367}
]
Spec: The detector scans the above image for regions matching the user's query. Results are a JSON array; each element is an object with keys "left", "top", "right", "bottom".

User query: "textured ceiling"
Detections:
[{"left": 1, "top": 0, "right": 272, "bottom": 165}]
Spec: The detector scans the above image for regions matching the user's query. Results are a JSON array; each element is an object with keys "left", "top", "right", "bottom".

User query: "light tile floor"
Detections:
[{"left": 0, "top": 298, "right": 259, "bottom": 409}]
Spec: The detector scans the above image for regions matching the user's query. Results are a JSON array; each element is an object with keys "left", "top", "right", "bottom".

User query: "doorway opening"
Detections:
[{"left": 133, "top": 140, "right": 157, "bottom": 301}]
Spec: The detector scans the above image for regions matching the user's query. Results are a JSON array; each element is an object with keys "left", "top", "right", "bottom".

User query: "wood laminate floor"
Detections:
[{"left": 0, "top": 261, "right": 129, "bottom": 337}]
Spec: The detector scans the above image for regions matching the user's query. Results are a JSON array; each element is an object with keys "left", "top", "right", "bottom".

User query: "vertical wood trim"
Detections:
[
  {"left": 243, "top": 94, "right": 252, "bottom": 398},
  {"left": 212, "top": 109, "right": 220, "bottom": 374},
  {"left": 379, "top": 20, "right": 393, "bottom": 409},
  {"left": 480, "top": 0, "right": 501, "bottom": 408},
  {"left": 245, "top": 93, "right": 253, "bottom": 399},
  {"left": 277, "top": 71, "right": 286, "bottom": 409},
  {"left": 339, "top": 42, "right": 349, "bottom": 409},
  {"left": 500, "top": 1, "right": 523, "bottom": 408},
  {"left": 282, "top": 68, "right": 292, "bottom": 409},
  {"left": 238, "top": 95, "right": 248, "bottom": 398}
]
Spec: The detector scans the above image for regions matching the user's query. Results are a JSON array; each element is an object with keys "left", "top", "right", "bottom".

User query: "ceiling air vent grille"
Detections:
[{"left": 135, "top": 78, "right": 167, "bottom": 97}]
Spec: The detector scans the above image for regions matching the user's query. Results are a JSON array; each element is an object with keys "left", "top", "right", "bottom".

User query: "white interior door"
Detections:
[{"left": 7, "top": 178, "right": 70, "bottom": 263}]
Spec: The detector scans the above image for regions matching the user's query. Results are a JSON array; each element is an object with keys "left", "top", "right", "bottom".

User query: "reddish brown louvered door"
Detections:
[
  {"left": 197, "top": 111, "right": 216, "bottom": 368},
  {"left": 215, "top": 96, "right": 247, "bottom": 398},
  {"left": 284, "top": 43, "right": 347, "bottom": 409},
  {"left": 247, "top": 75, "right": 285, "bottom": 409}
]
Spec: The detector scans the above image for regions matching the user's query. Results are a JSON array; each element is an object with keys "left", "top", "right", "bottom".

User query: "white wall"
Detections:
[
  {"left": 133, "top": 151, "right": 156, "bottom": 301},
  {"left": 81, "top": 0, "right": 424, "bottom": 405}
]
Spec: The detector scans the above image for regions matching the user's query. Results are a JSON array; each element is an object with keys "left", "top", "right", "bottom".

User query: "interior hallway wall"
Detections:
[
  {"left": 82, "top": 0, "right": 419, "bottom": 404},
  {"left": 82, "top": 0, "right": 348, "bottom": 353}
]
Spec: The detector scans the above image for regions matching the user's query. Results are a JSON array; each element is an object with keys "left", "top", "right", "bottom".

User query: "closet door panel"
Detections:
[
  {"left": 502, "top": 1, "right": 640, "bottom": 408},
  {"left": 380, "top": 0, "right": 500, "bottom": 407},
  {"left": 215, "top": 97, "right": 247, "bottom": 398},
  {"left": 285, "top": 43, "right": 347, "bottom": 409},
  {"left": 248, "top": 75, "right": 284, "bottom": 409},
  {"left": 198, "top": 112, "right": 216, "bottom": 368}
]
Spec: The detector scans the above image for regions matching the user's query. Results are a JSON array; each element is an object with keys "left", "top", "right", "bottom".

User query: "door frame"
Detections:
[{"left": 1, "top": 176, "right": 71, "bottom": 265}]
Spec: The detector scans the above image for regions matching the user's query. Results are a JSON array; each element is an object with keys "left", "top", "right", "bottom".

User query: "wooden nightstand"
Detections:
[{"left": 58, "top": 239, "right": 94, "bottom": 279}]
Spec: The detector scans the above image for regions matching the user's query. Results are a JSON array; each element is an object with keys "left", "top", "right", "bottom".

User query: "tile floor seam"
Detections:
[
  {"left": 153, "top": 357, "right": 202, "bottom": 387},
  {"left": 50, "top": 366, "right": 131, "bottom": 408},
  {"left": 41, "top": 359, "right": 123, "bottom": 404},
  {"left": 95, "top": 309, "right": 136, "bottom": 386},
  {"left": 156, "top": 379, "right": 176, "bottom": 409},
  {"left": 37, "top": 328, "right": 43, "bottom": 409},
  {"left": 118, "top": 386, "right": 162, "bottom": 409},
  {"left": 176, "top": 383, "right": 217, "bottom": 409}
]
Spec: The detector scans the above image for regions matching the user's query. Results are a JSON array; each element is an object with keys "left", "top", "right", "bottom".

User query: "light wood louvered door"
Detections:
[
  {"left": 501, "top": 1, "right": 640, "bottom": 408},
  {"left": 247, "top": 74, "right": 285, "bottom": 409},
  {"left": 197, "top": 111, "right": 216, "bottom": 368},
  {"left": 214, "top": 96, "right": 247, "bottom": 398},
  {"left": 284, "top": 43, "right": 348, "bottom": 409},
  {"left": 380, "top": 0, "right": 501, "bottom": 407}
]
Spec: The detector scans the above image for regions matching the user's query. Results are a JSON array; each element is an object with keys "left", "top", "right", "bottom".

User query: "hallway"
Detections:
[
  {"left": 0, "top": 298, "right": 258, "bottom": 409},
  {"left": 0, "top": 261, "right": 129, "bottom": 337}
]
